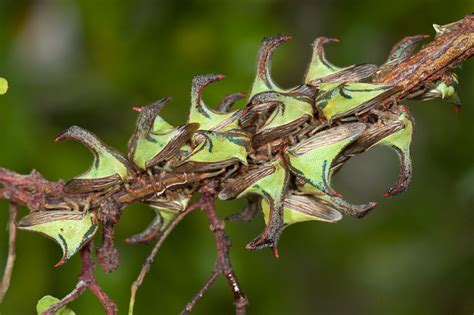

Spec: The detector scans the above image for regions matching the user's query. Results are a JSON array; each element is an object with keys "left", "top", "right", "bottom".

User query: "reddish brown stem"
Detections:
[
  {"left": 43, "top": 242, "right": 117, "bottom": 315},
  {"left": 0, "top": 203, "right": 18, "bottom": 303},
  {"left": 181, "top": 188, "right": 248, "bottom": 315}
]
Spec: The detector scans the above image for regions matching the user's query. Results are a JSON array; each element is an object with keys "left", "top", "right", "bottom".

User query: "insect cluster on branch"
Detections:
[{"left": 10, "top": 22, "right": 464, "bottom": 265}]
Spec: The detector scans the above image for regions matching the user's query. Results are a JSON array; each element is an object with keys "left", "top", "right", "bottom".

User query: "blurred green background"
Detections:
[{"left": 0, "top": 0, "right": 473, "bottom": 314}]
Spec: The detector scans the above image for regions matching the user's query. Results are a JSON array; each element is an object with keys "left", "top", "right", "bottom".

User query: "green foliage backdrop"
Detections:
[{"left": 0, "top": 1, "right": 473, "bottom": 314}]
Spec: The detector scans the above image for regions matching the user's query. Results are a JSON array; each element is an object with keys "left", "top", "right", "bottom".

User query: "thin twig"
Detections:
[
  {"left": 128, "top": 202, "right": 200, "bottom": 315},
  {"left": 43, "top": 280, "right": 88, "bottom": 315},
  {"left": 44, "top": 242, "right": 117, "bottom": 315},
  {"left": 0, "top": 203, "right": 18, "bottom": 303},
  {"left": 181, "top": 189, "right": 248, "bottom": 315},
  {"left": 181, "top": 269, "right": 220, "bottom": 314},
  {"left": 89, "top": 279, "right": 118, "bottom": 314},
  {"left": 81, "top": 242, "right": 117, "bottom": 315}
]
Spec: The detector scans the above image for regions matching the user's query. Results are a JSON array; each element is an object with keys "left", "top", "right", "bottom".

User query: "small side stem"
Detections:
[
  {"left": 181, "top": 190, "right": 248, "bottom": 315},
  {"left": 128, "top": 203, "right": 200, "bottom": 315},
  {"left": 181, "top": 269, "right": 220, "bottom": 314},
  {"left": 0, "top": 203, "right": 18, "bottom": 303},
  {"left": 89, "top": 281, "right": 118, "bottom": 314},
  {"left": 43, "top": 281, "right": 88, "bottom": 315},
  {"left": 43, "top": 243, "right": 117, "bottom": 315}
]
